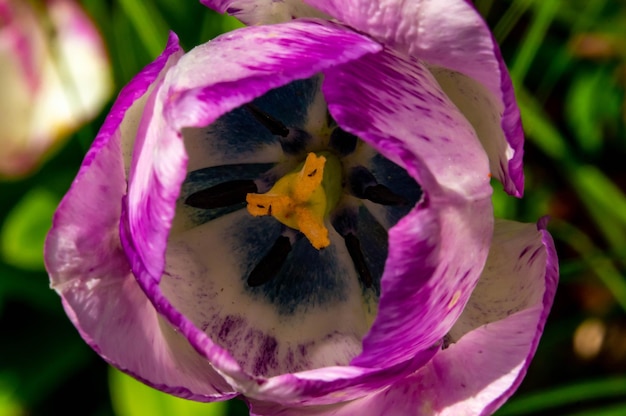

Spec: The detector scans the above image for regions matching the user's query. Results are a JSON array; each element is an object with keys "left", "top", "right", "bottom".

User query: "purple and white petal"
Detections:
[
  {"left": 304, "top": 0, "right": 525, "bottom": 196},
  {"left": 368, "top": 218, "right": 558, "bottom": 416},
  {"left": 160, "top": 209, "right": 438, "bottom": 405},
  {"left": 248, "top": 218, "right": 558, "bottom": 416},
  {"left": 200, "top": 0, "right": 329, "bottom": 24},
  {"left": 121, "top": 20, "right": 410, "bottom": 404},
  {"left": 46, "top": 33, "right": 235, "bottom": 401},
  {"left": 123, "top": 17, "right": 380, "bottom": 282},
  {"left": 124, "top": 21, "right": 381, "bottom": 242},
  {"left": 448, "top": 218, "right": 558, "bottom": 341},
  {"left": 323, "top": 47, "right": 494, "bottom": 369},
  {"left": 429, "top": 66, "right": 524, "bottom": 197},
  {"left": 45, "top": 0, "right": 557, "bottom": 410}
]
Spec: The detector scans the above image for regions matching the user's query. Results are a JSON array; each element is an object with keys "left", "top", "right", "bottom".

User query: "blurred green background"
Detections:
[{"left": 1, "top": 0, "right": 626, "bottom": 414}]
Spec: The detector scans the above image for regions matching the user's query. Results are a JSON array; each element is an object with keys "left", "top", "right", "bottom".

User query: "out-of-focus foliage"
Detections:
[
  {"left": 1, "top": 0, "right": 625, "bottom": 414},
  {"left": 476, "top": 0, "right": 626, "bottom": 413},
  {"left": 109, "top": 368, "right": 228, "bottom": 416},
  {"left": 0, "top": 188, "right": 57, "bottom": 271}
]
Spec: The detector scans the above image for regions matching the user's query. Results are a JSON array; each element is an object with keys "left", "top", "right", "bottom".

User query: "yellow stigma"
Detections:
[{"left": 246, "top": 152, "right": 341, "bottom": 250}]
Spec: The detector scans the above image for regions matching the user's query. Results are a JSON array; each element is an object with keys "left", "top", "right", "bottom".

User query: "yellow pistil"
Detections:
[{"left": 246, "top": 152, "right": 341, "bottom": 249}]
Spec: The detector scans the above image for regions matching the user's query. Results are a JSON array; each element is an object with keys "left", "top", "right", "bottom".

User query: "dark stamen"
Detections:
[
  {"left": 326, "top": 110, "right": 336, "bottom": 128},
  {"left": 329, "top": 127, "right": 358, "bottom": 155},
  {"left": 331, "top": 208, "right": 375, "bottom": 289},
  {"left": 280, "top": 129, "right": 309, "bottom": 154},
  {"left": 344, "top": 233, "right": 373, "bottom": 288},
  {"left": 363, "top": 184, "right": 408, "bottom": 206},
  {"left": 245, "top": 104, "right": 289, "bottom": 137},
  {"left": 185, "top": 180, "right": 257, "bottom": 209},
  {"left": 248, "top": 236, "right": 292, "bottom": 287},
  {"left": 349, "top": 166, "right": 407, "bottom": 206}
]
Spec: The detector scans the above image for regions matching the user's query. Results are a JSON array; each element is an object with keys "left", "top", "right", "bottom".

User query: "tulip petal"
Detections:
[
  {"left": 162, "top": 210, "right": 372, "bottom": 374},
  {"left": 305, "top": 0, "right": 525, "bottom": 196},
  {"left": 247, "top": 218, "right": 558, "bottom": 416},
  {"left": 122, "top": 21, "right": 423, "bottom": 403},
  {"left": 199, "top": 0, "right": 329, "bottom": 24},
  {"left": 429, "top": 67, "right": 524, "bottom": 197},
  {"left": 0, "top": 0, "right": 111, "bottom": 177},
  {"left": 182, "top": 76, "right": 322, "bottom": 174},
  {"left": 448, "top": 218, "right": 558, "bottom": 343},
  {"left": 160, "top": 62, "right": 427, "bottom": 388},
  {"left": 163, "top": 20, "right": 381, "bottom": 132},
  {"left": 123, "top": 20, "right": 381, "bottom": 280},
  {"left": 45, "top": 33, "right": 235, "bottom": 401},
  {"left": 123, "top": 17, "right": 381, "bottom": 286},
  {"left": 322, "top": 47, "right": 494, "bottom": 369}
]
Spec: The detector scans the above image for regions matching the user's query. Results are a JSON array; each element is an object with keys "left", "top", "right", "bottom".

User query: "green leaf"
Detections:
[
  {"left": 198, "top": 10, "right": 245, "bottom": 44},
  {"left": 0, "top": 376, "right": 23, "bottom": 416},
  {"left": 535, "top": 0, "right": 608, "bottom": 101},
  {"left": 0, "top": 188, "right": 58, "bottom": 271},
  {"left": 492, "top": 0, "right": 532, "bottom": 44},
  {"left": 572, "top": 165, "right": 626, "bottom": 246},
  {"left": 116, "top": 0, "right": 169, "bottom": 58},
  {"left": 109, "top": 367, "right": 229, "bottom": 416},
  {"left": 570, "top": 402, "right": 626, "bottom": 416},
  {"left": 566, "top": 72, "right": 604, "bottom": 154},
  {"left": 566, "top": 69, "right": 621, "bottom": 155},
  {"left": 491, "top": 179, "right": 518, "bottom": 219},
  {"left": 510, "top": 0, "right": 560, "bottom": 83},
  {"left": 497, "top": 376, "right": 626, "bottom": 415},
  {"left": 517, "top": 86, "right": 569, "bottom": 160},
  {"left": 551, "top": 220, "right": 626, "bottom": 311}
]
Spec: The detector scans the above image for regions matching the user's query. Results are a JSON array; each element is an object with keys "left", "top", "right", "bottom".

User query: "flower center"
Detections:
[
  {"left": 180, "top": 77, "right": 422, "bottom": 295},
  {"left": 246, "top": 152, "right": 342, "bottom": 249}
]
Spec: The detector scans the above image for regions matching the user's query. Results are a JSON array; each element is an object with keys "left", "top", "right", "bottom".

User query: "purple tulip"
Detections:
[
  {"left": 45, "top": 1, "right": 558, "bottom": 414},
  {"left": 0, "top": 0, "right": 111, "bottom": 177}
]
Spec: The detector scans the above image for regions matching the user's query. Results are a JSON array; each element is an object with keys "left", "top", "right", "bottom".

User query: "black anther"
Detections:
[
  {"left": 185, "top": 180, "right": 257, "bottom": 209},
  {"left": 247, "top": 236, "right": 292, "bottom": 287},
  {"left": 245, "top": 104, "right": 289, "bottom": 137}
]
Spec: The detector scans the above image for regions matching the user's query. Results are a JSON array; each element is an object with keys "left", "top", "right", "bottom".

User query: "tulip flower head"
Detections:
[
  {"left": 45, "top": 1, "right": 558, "bottom": 415},
  {"left": 0, "top": 0, "right": 111, "bottom": 177}
]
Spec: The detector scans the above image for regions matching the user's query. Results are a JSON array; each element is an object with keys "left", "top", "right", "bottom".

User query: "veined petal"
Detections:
[
  {"left": 125, "top": 21, "right": 381, "bottom": 259},
  {"left": 159, "top": 209, "right": 437, "bottom": 405},
  {"left": 324, "top": 48, "right": 492, "bottom": 200},
  {"left": 200, "top": 0, "right": 329, "bottom": 24},
  {"left": 322, "top": 47, "right": 494, "bottom": 369},
  {"left": 45, "top": 33, "right": 235, "bottom": 401},
  {"left": 429, "top": 66, "right": 524, "bottom": 197},
  {"left": 248, "top": 218, "right": 558, "bottom": 416},
  {"left": 448, "top": 218, "right": 558, "bottom": 342},
  {"left": 181, "top": 76, "right": 322, "bottom": 173},
  {"left": 163, "top": 19, "right": 381, "bottom": 131},
  {"left": 304, "top": 0, "right": 525, "bottom": 196},
  {"left": 124, "top": 16, "right": 380, "bottom": 285}
]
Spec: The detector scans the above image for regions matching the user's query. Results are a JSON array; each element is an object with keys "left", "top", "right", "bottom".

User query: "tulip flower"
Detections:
[
  {"left": 45, "top": 1, "right": 558, "bottom": 415},
  {"left": 0, "top": 0, "right": 111, "bottom": 177}
]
